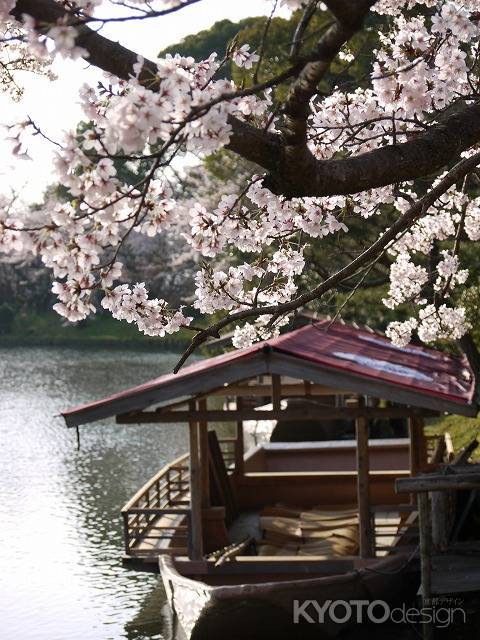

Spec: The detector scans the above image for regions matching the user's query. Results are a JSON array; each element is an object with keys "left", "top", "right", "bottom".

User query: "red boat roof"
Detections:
[{"left": 62, "top": 320, "right": 477, "bottom": 426}]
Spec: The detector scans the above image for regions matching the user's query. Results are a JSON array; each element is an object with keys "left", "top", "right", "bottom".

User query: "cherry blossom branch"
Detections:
[{"left": 173, "top": 151, "right": 480, "bottom": 372}]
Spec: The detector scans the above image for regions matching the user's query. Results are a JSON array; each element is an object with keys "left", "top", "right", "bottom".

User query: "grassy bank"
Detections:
[
  {"left": 0, "top": 310, "right": 193, "bottom": 351},
  {"left": 426, "top": 414, "right": 480, "bottom": 460}
]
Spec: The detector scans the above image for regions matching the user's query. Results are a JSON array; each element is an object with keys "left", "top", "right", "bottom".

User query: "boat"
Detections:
[
  {"left": 160, "top": 552, "right": 418, "bottom": 640},
  {"left": 61, "top": 320, "right": 477, "bottom": 639}
]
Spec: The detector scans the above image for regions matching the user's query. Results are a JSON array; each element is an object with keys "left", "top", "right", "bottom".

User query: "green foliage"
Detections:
[
  {"left": 159, "top": 10, "right": 382, "bottom": 103},
  {"left": 159, "top": 17, "right": 259, "bottom": 80}
]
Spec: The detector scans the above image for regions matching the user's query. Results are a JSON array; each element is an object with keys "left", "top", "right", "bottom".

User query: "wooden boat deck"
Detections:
[
  {"left": 128, "top": 511, "right": 189, "bottom": 557},
  {"left": 121, "top": 438, "right": 419, "bottom": 570}
]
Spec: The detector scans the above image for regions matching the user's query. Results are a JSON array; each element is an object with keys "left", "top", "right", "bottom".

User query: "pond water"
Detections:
[{"left": 0, "top": 346, "right": 192, "bottom": 640}]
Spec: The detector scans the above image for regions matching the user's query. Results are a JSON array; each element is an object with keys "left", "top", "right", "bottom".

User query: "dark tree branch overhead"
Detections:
[
  {"left": 12, "top": 0, "right": 480, "bottom": 199},
  {"left": 282, "top": 0, "right": 373, "bottom": 148}
]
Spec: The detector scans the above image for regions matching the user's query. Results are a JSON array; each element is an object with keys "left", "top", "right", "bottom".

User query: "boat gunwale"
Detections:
[{"left": 159, "top": 552, "right": 414, "bottom": 599}]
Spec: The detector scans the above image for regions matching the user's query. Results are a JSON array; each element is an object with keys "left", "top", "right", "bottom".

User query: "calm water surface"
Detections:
[{"left": 0, "top": 346, "right": 192, "bottom": 640}]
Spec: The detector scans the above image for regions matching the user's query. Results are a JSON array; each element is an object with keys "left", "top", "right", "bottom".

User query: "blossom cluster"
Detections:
[{"left": 0, "top": 0, "right": 479, "bottom": 350}]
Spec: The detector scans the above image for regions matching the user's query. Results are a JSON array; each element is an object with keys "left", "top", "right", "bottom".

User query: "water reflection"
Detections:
[{"left": 0, "top": 346, "right": 189, "bottom": 640}]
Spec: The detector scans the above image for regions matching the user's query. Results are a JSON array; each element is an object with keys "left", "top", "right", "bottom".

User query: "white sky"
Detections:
[{"left": 0, "top": 1, "right": 290, "bottom": 203}]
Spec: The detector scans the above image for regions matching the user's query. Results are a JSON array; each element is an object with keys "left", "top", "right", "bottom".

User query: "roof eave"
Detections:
[
  {"left": 268, "top": 350, "right": 478, "bottom": 418},
  {"left": 62, "top": 351, "right": 269, "bottom": 427}
]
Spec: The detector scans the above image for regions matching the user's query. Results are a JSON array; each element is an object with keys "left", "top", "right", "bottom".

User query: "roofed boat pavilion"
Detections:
[{"left": 62, "top": 320, "right": 477, "bottom": 571}]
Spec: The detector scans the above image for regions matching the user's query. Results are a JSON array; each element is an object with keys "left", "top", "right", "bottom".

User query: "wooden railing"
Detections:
[
  {"left": 121, "top": 436, "right": 239, "bottom": 558},
  {"left": 121, "top": 453, "right": 191, "bottom": 557},
  {"left": 372, "top": 504, "right": 418, "bottom": 556}
]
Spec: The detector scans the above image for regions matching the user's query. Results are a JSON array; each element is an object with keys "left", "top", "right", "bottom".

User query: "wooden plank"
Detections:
[
  {"left": 117, "top": 406, "right": 440, "bottom": 424},
  {"left": 397, "top": 473, "right": 480, "bottom": 493},
  {"left": 188, "top": 404, "right": 203, "bottom": 561},
  {"left": 244, "top": 469, "right": 408, "bottom": 478},
  {"left": 356, "top": 416, "right": 373, "bottom": 558}
]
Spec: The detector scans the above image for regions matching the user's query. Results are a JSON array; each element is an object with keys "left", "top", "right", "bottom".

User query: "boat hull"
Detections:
[{"left": 160, "top": 554, "right": 419, "bottom": 640}]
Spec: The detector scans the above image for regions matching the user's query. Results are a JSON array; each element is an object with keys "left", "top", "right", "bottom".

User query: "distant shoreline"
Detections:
[
  {"left": 0, "top": 335, "right": 189, "bottom": 351},
  {"left": 0, "top": 310, "right": 196, "bottom": 351}
]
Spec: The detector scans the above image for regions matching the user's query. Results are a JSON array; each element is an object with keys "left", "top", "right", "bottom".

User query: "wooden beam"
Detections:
[
  {"left": 235, "top": 396, "right": 244, "bottom": 476},
  {"left": 209, "top": 382, "right": 342, "bottom": 397},
  {"left": 117, "top": 406, "right": 440, "bottom": 424},
  {"left": 356, "top": 416, "right": 373, "bottom": 558},
  {"left": 397, "top": 473, "right": 480, "bottom": 494},
  {"left": 188, "top": 402, "right": 203, "bottom": 560}
]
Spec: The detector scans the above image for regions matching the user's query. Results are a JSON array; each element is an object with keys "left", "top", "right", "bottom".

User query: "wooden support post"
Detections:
[
  {"left": 418, "top": 418, "right": 428, "bottom": 471},
  {"left": 188, "top": 401, "right": 203, "bottom": 560},
  {"left": 198, "top": 399, "right": 210, "bottom": 509},
  {"left": 235, "top": 396, "right": 244, "bottom": 475},
  {"left": 409, "top": 416, "right": 423, "bottom": 505},
  {"left": 418, "top": 491, "right": 433, "bottom": 640},
  {"left": 431, "top": 490, "right": 449, "bottom": 552},
  {"left": 356, "top": 416, "right": 373, "bottom": 558},
  {"left": 409, "top": 416, "right": 422, "bottom": 477},
  {"left": 271, "top": 374, "right": 282, "bottom": 410}
]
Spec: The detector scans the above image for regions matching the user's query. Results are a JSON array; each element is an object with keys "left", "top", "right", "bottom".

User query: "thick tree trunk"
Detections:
[{"left": 458, "top": 333, "right": 480, "bottom": 397}]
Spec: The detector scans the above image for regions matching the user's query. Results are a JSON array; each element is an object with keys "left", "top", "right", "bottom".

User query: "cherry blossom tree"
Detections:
[{"left": 1, "top": 0, "right": 480, "bottom": 372}]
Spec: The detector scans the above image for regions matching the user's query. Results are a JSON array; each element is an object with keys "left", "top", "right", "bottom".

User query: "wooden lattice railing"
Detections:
[{"left": 121, "top": 452, "right": 191, "bottom": 557}]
